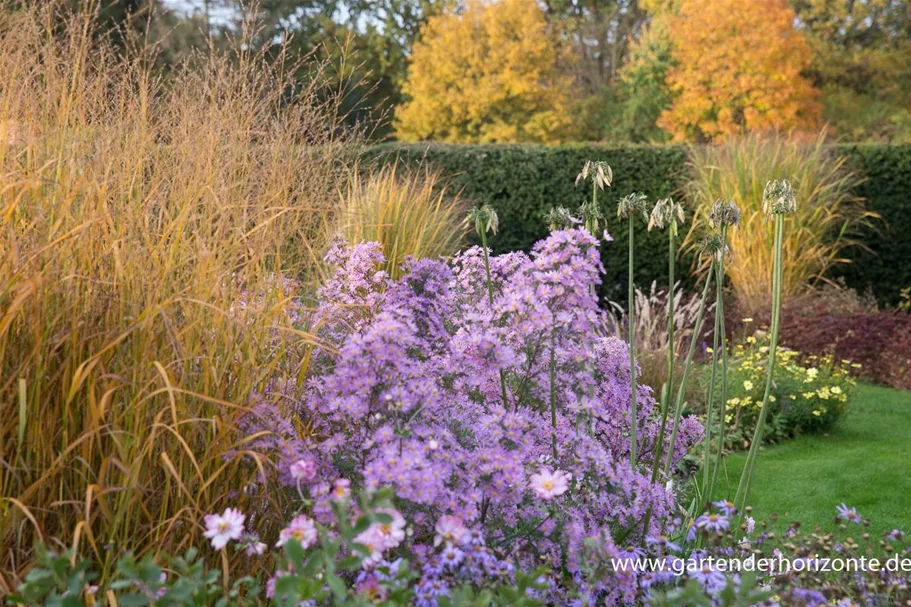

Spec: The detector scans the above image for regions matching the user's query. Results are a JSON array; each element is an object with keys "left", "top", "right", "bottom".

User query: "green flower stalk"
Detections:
[
  {"left": 734, "top": 180, "right": 796, "bottom": 511},
  {"left": 617, "top": 192, "right": 650, "bottom": 465},
  {"left": 703, "top": 200, "right": 739, "bottom": 500},
  {"left": 664, "top": 244, "right": 717, "bottom": 476},
  {"left": 647, "top": 197, "right": 685, "bottom": 482},
  {"left": 466, "top": 204, "right": 510, "bottom": 410}
]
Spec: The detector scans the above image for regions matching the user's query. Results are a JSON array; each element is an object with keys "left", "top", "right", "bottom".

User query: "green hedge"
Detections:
[
  {"left": 831, "top": 144, "right": 911, "bottom": 306},
  {"left": 364, "top": 144, "right": 692, "bottom": 301},
  {"left": 364, "top": 143, "right": 911, "bottom": 305}
]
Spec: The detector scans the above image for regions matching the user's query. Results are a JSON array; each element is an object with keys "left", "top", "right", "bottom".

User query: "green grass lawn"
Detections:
[{"left": 712, "top": 383, "right": 911, "bottom": 536}]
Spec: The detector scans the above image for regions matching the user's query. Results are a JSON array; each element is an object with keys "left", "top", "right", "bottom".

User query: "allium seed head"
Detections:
[
  {"left": 575, "top": 160, "right": 612, "bottom": 190},
  {"left": 709, "top": 199, "right": 740, "bottom": 228},
  {"left": 701, "top": 233, "right": 729, "bottom": 261},
  {"left": 617, "top": 192, "right": 650, "bottom": 221},
  {"left": 762, "top": 179, "right": 797, "bottom": 215},
  {"left": 648, "top": 197, "right": 685, "bottom": 233},
  {"left": 465, "top": 204, "right": 499, "bottom": 236},
  {"left": 544, "top": 206, "right": 580, "bottom": 231},
  {"left": 577, "top": 199, "right": 606, "bottom": 233}
]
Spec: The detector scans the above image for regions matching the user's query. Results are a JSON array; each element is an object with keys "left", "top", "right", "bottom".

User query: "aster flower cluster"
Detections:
[{"left": 237, "top": 228, "right": 703, "bottom": 600}]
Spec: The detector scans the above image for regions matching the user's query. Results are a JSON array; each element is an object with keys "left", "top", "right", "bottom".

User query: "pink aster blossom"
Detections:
[
  {"left": 372, "top": 508, "right": 406, "bottom": 550},
  {"left": 290, "top": 458, "right": 317, "bottom": 483},
  {"left": 434, "top": 515, "right": 468, "bottom": 547},
  {"left": 529, "top": 468, "right": 572, "bottom": 500},
  {"left": 276, "top": 514, "right": 318, "bottom": 550},
  {"left": 331, "top": 478, "right": 351, "bottom": 502},
  {"left": 203, "top": 507, "right": 245, "bottom": 550},
  {"left": 353, "top": 527, "right": 385, "bottom": 569}
]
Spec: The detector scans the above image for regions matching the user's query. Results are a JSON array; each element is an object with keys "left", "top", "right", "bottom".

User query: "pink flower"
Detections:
[
  {"left": 745, "top": 516, "right": 756, "bottom": 534},
  {"left": 203, "top": 507, "right": 245, "bottom": 550},
  {"left": 246, "top": 541, "right": 267, "bottom": 556},
  {"left": 353, "top": 527, "right": 385, "bottom": 569},
  {"left": 372, "top": 508, "right": 406, "bottom": 550},
  {"left": 434, "top": 515, "right": 468, "bottom": 547},
  {"left": 276, "top": 515, "right": 318, "bottom": 550},
  {"left": 331, "top": 478, "right": 351, "bottom": 502},
  {"left": 529, "top": 468, "right": 572, "bottom": 500},
  {"left": 290, "top": 458, "right": 317, "bottom": 483}
]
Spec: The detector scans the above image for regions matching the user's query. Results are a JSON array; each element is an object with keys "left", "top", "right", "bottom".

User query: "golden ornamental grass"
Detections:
[
  {"left": 685, "top": 133, "right": 876, "bottom": 313},
  {"left": 0, "top": 3, "right": 357, "bottom": 588},
  {"left": 336, "top": 161, "right": 468, "bottom": 278}
]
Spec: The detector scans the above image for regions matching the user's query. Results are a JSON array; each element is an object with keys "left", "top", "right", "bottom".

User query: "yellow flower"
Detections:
[
  {"left": 806, "top": 367, "right": 819, "bottom": 379},
  {"left": 743, "top": 317, "right": 754, "bottom": 323},
  {"left": 813, "top": 409, "right": 822, "bottom": 417},
  {"left": 769, "top": 395, "right": 776, "bottom": 402},
  {"left": 746, "top": 336, "right": 757, "bottom": 345},
  {"left": 706, "top": 347, "right": 713, "bottom": 354},
  {"left": 831, "top": 386, "right": 842, "bottom": 395},
  {"left": 743, "top": 380, "right": 754, "bottom": 391}
]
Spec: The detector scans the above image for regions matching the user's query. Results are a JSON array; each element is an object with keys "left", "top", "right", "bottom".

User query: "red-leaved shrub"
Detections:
[{"left": 779, "top": 305, "right": 911, "bottom": 390}]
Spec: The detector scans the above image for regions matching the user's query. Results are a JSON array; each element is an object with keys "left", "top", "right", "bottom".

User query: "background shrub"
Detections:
[
  {"left": 779, "top": 305, "right": 911, "bottom": 391},
  {"left": 833, "top": 143, "right": 911, "bottom": 305}
]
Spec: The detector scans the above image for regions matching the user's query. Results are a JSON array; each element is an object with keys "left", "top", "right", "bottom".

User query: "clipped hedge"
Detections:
[
  {"left": 831, "top": 144, "right": 911, "bottom": 306},
  {"left": 364, "top": 144, "right": 692, "bottom": 301},
  {"left": 364, "top": 142, "right": 911, "bottom": 305}
]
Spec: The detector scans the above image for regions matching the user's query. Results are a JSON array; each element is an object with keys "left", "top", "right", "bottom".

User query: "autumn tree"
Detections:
[
  {"left": 793, "top": 0, "right": 911, "bottom": 141},
  {"left": 395, "top": 0, "right": 573, "bottom": 143},
  {"left": 657, "top": 0, "right": 822, "bottom": 142}
]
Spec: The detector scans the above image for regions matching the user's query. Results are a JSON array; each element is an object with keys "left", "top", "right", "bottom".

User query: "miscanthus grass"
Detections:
[{"left": 0, "top": 2, "right": 357, "bottom": 587}]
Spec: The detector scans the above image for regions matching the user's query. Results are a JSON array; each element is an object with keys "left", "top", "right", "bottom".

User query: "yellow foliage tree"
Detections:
[
  {"left": 395, "top": 0, "right": 572, "bottom": 143},
  {"left": 657, "top": 0, "right": 822, "bottom": 142}
]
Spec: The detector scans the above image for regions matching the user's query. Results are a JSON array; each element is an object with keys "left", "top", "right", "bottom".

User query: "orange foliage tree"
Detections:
[
  {"left": 395, "top": 0, "right": 572, "bottom": 143},
  {"left": 657, "top": 0, "right": 822, "bottom": 142}
]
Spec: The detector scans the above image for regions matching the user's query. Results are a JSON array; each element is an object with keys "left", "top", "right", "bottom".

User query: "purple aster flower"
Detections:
[
  {"left": 696, "top": 512, "right": 730, "bottom": 534},
  {"left": 836, "top": 503, "right": 861, "bottom": 524}
]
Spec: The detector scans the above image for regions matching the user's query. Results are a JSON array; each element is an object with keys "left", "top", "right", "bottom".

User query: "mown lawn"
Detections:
[{"left": 712, "top": 383, "right": 911, "bottom": 537}]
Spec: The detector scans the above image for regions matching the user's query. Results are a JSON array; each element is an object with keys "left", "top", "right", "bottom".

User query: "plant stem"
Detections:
[
  {"left": 649, "top": 227, "right": 676, "bottom": 482},
  {"left": 664, "top": 259, "right": 714, "bottom": 476},
  {"left": 479, "top": 228, "right": 510, "bottom": 410},
  {"left": 628, "top": 216, "right": 638, "bottom": 465},
  {"left": 734, "top": 216, "right": 785, "bottom": 511},
  {"left": 708, "top": 227, "right": 730, "bottom": 499},
  {"left": 701, "top": 295, "right": 722, "bottom": 497},
  {"left": 550, "top": 323, "right": 558, "bottom": 462}
]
